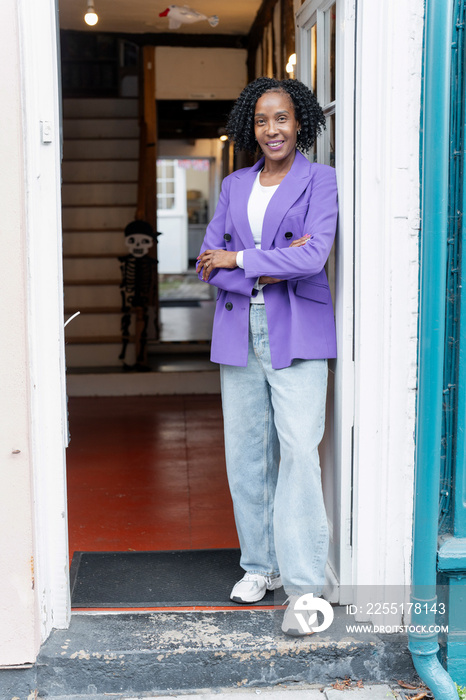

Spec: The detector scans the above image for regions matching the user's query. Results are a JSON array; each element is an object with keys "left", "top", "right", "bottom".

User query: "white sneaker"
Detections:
[
  {"left": 230, "top": 572, "right": 282, "bottom": 603},
  {"left": 281, "top": 595, "right": 315, "bottom": 636}
]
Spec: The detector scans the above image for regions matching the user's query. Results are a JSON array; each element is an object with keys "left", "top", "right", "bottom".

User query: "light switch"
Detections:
[{"left": 41, "top": 120, "right": 52, "bottom": 144}]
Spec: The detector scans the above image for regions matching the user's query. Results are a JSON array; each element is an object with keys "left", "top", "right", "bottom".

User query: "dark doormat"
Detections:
[{"left": 70, "top": 549, "right": 285, "bottom": 608}]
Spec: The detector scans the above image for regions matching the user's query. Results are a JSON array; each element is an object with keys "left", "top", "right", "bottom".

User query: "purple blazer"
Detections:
[{"left": 199, "top": 150, "right": 338, "bottom": 369}]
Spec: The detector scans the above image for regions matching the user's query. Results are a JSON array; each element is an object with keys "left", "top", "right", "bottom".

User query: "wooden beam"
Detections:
[
  {"left": 136, "top": 45, "right": 160, "bottom": 343},
  {"left": 61, "top": 29, "right": 247, "bottom": 50},
  {"left": 281, "top": 0, "right": 295, "bottom": 73},
  {"left": 248, "top": 0, "right": 280, "bottom": 53}
]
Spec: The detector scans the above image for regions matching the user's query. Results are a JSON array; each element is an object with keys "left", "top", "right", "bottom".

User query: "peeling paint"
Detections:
[{"left": 70, "top": 650, "right": 91, "bottom": 660}]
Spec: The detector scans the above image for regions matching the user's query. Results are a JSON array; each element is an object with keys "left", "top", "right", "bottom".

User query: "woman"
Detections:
[{"left": 197, "top": 77, "right": 338, "bottom": 636}]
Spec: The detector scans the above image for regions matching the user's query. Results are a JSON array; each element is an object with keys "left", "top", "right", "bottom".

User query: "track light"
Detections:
[{"left": 84, "top": 0, "right": 98, "bottom": 26}]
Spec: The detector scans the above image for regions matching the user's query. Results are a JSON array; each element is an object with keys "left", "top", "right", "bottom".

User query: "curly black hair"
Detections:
[{"left": 226, "top": 77, "right": 326, "bottom": 155}]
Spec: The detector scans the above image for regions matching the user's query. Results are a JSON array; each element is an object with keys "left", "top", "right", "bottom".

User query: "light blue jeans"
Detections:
[{"left": 220, "top": 304, "right": 329, "bottom": 596}]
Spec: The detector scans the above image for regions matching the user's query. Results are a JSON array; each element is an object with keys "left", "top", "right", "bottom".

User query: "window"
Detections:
[
  {"left": 156, "top": 159, "right": 176, "bottom": 210},
  {"left": 298, "top": 0, "right": 336, "bottom": 166}
]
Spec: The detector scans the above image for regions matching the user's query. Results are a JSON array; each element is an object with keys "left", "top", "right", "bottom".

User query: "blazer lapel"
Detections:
[
  {"left": 229, "top": 159, "right": 263, "bottom": 249},
  {"left": 260, "top": 151, "right": 311, "bottom": 250}
]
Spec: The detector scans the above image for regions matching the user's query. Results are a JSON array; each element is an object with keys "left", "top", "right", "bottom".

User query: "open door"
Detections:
[{"left": 297, "top": 0, "right": 356, "bottom": 600}]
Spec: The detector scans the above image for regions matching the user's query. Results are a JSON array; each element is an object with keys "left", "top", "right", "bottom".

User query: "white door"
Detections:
[
  {"left": 157, "top": 159, "right": 188, "bottom": 274},
  {"left": 296, "top": 0, "right": 356, "bottom": 599}
]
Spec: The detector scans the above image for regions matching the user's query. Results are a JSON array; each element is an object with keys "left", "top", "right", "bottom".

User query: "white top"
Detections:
[{"left": 236, "top": 171, "right": 279, "bottom": 303}]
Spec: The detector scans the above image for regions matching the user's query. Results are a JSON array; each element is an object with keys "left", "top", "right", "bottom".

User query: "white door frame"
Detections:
[
  {"left": 296, "top": 0, "right": 356, "bottom": 599},
  {"left": 19, "top": 0, "right": 71, "bottom": 637}
]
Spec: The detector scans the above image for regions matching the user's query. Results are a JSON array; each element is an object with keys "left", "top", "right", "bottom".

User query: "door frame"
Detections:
[
  {"left": 19, "top": 0, "right": 70, "bottom": 641},
  {"left": 296, "top": 0, "right": 356, "bottom": 598}
]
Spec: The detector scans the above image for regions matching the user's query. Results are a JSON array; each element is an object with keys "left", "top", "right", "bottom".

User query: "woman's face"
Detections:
[{"left": 253, "top": 90, "right": 300, "bottom": 166}]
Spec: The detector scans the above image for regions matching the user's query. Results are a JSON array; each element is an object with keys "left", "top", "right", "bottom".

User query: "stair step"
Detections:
[
  {"left": 65, "top": 306, "right": 121, "bottom": 314},
  {"left": 62, "top": 205, "right": 136, "bottom": 230},
  {"left": 65, "top": 334, "right": 129, "bottom": 344},
  {"left": 64, "top": 285, "right": 122, "bottom": 307},
  {"left": 65, "top": 342, "right": 133, "bottom": 368},
  {"left": 63, "top": 253, "right": 122, "bottom": 260},
  {"left": 63, "top": 97, "right": 138, "bottom": 118},
  {"left": 63, "top": 231, "right": 127, "bottom": 257},
  {"left": 63, "top": 118, "right": 139, "bottom": 138},
  {"left": 63, "top": 139, "right": 138, "bottom": 160},
  {"left": 62, "top": 160, "right": 138, "bottom": 181},
  {"left": 65, "top": 312, "right": 132, "bottom": 338},
  {"left": 34, "top": 610, "right": 417, "bottom": 696},
  {"left": 64, "top": 279, "right": 121, "bottom": 286},
  {"left": 62, "top": 182, "right": 138, "bottom": 206},
  {"left": 64, "top": 257, "right": 121, "bottom": 280}
]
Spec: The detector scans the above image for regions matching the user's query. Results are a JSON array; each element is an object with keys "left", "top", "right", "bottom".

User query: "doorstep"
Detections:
[{"left": 2, "top": 607, "right": 419, "bottom": 699}]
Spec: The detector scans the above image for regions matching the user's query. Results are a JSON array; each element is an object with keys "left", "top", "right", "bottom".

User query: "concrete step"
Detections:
[
  {"left": 63, "top": 231, "right": 127, "bottom": 257},
  {"left": 63, "top": 97, "right": 138, "bottom": 119},
  {"left": 63, "top": 117, "right": 139, "bottom": 139},
  {"left": 33, "top": 609, "right": 417, "bottom": 697},
  {"left": 62, "top": 159, "right": 139, "bottom": 183},
  {"left": 63, "top": 138, "right": 139, "bottom": 160},
  {"left": 62, "top": 182, "right": 138, "bottom": 206}
]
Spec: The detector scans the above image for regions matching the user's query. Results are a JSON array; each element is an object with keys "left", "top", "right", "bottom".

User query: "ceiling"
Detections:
[{"left": 58, "top": 0, "right": 263, "bottom": 36}]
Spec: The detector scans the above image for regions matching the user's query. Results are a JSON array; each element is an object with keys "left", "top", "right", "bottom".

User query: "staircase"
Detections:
[
  {"left": 61, "top": 97, "right": 219, "bottom": 396},
  {"left": 62, "top": 97, "right": 139, "bottom": 370}
]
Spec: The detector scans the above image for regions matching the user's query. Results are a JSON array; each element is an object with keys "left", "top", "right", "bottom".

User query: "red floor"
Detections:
[{"left": 66, "top": 395, "right": 239, "bottom": 560}]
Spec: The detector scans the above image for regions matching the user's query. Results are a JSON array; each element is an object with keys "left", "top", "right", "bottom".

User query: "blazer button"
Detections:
[
  {"left": 224, "top": 233, "right": 232, "bottom": 242},
  {"left": 285, "top": 232, "right": 293, "bottom": 239},
  {"left": 225, "top": 302, "right": 233, "bottom": 311}
]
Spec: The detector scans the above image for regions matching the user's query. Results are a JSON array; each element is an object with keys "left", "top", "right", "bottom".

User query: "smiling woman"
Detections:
[{"left": 196, "top": 77, "right": 337, "bottom": 636}]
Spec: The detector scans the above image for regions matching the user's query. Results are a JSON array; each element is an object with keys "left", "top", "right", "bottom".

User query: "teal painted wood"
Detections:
[
  {"left": 442, "top": 0, "right": 466, "bottom": 540},
  {"left": 454, "top": 0, "right": 466, "bottom": 535},
  {"left": 409, "top": 0, "right": 460, "bottom": 696}
]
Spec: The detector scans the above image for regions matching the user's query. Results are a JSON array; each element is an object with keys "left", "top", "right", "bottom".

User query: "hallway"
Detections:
[{"left": 66, "top": 395, "right": 238, "bottom": 559}]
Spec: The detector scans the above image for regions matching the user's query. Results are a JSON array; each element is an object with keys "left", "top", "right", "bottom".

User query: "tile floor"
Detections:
[{"left": 66, "top": 394, "right": 238, "bottom": 560}]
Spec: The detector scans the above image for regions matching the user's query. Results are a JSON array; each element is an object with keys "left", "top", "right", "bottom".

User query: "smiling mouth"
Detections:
[{"left": 266, "top": 140, "right": 285, "bottom": 150}]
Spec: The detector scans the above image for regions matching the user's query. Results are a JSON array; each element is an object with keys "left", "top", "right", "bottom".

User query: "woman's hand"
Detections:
[
  {"left": 197, "top": 249, "right": 238, "bottom": 281},
  {"left": 289, "top": 234, "right": 311, "bottom": 248}
]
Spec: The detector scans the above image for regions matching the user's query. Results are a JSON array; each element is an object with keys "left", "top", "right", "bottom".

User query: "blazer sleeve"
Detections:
[
  {"left": 198, "top": 174, "right": 255, "bottom": 297},
  {"left": 242, "top": 165, "right": 338, "bottom": 280}
]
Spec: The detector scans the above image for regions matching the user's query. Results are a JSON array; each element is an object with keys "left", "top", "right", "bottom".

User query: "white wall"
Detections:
[
  {"left": 155, "top": 47, "right": 247, "bottom": 100},
  {"left": 0, "top": 0, "right": 39, "bottom": 666},
  {"left": 0, "top": 0, "right": 69, "bottom": 665}
]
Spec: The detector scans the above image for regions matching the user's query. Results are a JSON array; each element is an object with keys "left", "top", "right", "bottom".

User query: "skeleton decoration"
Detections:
[{"left": 119, "top": 220, "right": 158, "bottom": 371}]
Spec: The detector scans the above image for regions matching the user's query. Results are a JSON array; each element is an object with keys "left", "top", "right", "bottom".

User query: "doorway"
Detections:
[{"left": 156, "top": 156, "right": 216, "bottom": 345}]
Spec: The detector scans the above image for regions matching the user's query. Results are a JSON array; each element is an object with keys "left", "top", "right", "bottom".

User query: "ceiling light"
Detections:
[
  {"left": 84, "top": 0, "right": 98, "bottom": 26},
  {"left": 219, "top": 135, "right": 228, "bottom": 142},
  {"left": 286, "top": 53, "right": 297, "bottom": 76}
]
